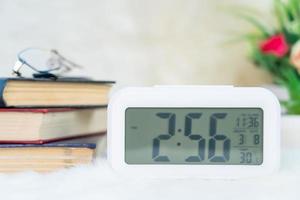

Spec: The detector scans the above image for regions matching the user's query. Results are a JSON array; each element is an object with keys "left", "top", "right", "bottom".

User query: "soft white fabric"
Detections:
[{"left": 0, "top": 149, "right": 298, "bottom": 200}]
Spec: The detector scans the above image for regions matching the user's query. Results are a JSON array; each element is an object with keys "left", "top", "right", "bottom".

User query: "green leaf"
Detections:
[
  {"left": 274, "top": 0, "right": 289, "bottom": 29},
  {"left": 222, "top": 33, "right": 264, "bottom": 45},
  {"left": 287, "top": 0, "right": 300, "bottom": 20},
  {"left": 282, "top": 28, "right": 299, "bottom": 44},
  {"left": 274, "top": 0, "right": 300, "bottom": 41},
  {"left": 236, "top": 13, "right": 272, "bottom": 37},
  {"left": 281, "top": 100, "right": 300, "bottom": 114}
]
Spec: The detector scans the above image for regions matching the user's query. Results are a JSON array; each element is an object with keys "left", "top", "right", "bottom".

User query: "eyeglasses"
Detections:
[{"left": 12, "top": 48, "right": 83, "bottom": 79}]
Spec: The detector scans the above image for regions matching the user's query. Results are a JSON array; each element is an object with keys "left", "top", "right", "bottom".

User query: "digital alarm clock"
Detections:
[{"left": 108, "top": 86, "right": 281, "bottom": 179}]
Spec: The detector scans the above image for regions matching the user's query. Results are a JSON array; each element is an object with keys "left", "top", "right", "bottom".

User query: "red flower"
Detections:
[{"left": 259, "top": 34, "right": 289, "bottom": 57}]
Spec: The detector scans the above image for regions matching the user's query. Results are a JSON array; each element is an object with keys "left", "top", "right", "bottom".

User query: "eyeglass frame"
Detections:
[{"left": 12, "top": 48, "right": 83, "bottom": 78}]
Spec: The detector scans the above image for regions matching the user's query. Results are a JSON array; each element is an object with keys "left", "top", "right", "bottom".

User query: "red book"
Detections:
[{"left": 0, "top": 108, "right": 106, "bottom": 144}]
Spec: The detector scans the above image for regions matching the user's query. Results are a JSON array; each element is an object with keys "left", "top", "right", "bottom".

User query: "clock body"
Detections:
[{"left": 107, "top": 86, "right": 280, "bottom": 179}]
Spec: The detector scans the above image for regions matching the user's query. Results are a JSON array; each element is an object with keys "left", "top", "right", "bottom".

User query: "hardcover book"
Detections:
[
  {"left": 0, "top": 77, "right": 115, "bottom": 107},
  {"left": 0, "top": 142, "right": 97, "bottom": 173},
  {"left": 0, "top": 107, "right": 107, "bottom": 143}
]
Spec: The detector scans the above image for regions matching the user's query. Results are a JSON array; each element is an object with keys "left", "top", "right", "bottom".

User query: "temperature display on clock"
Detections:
[{"left": 125, "top": 108, "right": 263, "bottom": 165}]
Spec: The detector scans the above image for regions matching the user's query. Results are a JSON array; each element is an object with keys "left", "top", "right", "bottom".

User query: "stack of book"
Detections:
[{"left": 0, "top": 78, "right": 114, "bottom": 172}]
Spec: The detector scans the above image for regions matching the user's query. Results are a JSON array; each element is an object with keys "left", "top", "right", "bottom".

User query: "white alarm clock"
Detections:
[{"left": 108, "top": 86, "right": 281, "bottom": 179}]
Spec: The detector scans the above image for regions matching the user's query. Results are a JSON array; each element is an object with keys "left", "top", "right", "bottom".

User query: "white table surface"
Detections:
[{"left": 0, "top": 148, "right": 298, "bottom": 200}]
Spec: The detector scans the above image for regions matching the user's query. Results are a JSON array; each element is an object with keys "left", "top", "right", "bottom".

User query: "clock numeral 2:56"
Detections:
[{"left": 152, "top": 112, "right": 230, "bottom": 163}]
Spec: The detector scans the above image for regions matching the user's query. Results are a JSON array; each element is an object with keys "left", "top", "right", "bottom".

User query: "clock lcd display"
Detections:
[{"left": 125, "top": 108, "right": 263, "bottom": 165}]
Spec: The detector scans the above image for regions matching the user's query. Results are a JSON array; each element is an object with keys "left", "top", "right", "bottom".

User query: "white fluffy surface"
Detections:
[{"left": 0, "top": 149, "right": 299, "bottom": 200}]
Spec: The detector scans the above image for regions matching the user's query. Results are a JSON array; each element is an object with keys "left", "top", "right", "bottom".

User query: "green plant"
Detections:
[{"left": 239, "top": 0, "right": 300, "bottom": 114}]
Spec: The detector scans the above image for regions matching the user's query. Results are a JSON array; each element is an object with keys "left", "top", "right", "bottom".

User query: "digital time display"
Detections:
[{"left": 125, "top": 108, "right": 263, "bottom": 165}]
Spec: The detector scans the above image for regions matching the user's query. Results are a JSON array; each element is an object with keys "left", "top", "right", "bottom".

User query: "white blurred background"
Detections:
[{"left": 0, "top": 0, "right": 273, "bottom": 86}]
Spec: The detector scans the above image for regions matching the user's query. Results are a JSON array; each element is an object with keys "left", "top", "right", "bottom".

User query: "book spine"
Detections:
[{"left": 0, "top": 79, "right": 8, "bottom": 107}]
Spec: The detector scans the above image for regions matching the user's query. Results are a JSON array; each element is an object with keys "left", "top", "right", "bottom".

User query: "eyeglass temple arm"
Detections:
[
  {"left": 52, "top": 50, "right": 83, "bottom": 69},
  {"left": 12, "top": 60, "right": 24, "bottom": 76}
]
